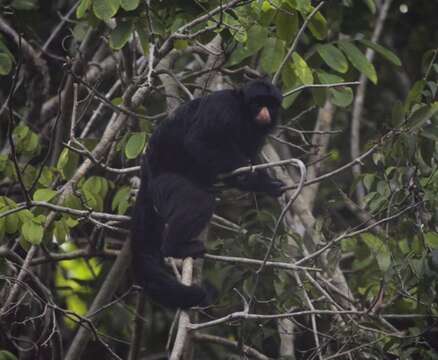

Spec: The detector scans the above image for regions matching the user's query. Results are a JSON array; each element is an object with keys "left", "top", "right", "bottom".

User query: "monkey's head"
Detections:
[{"left": 242, "top": 79, "right": 283, "bottom": 129}]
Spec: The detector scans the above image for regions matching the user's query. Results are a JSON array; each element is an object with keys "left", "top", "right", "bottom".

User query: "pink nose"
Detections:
[{"left": 256, "top": 107, "right": 271, "bottom": 124}]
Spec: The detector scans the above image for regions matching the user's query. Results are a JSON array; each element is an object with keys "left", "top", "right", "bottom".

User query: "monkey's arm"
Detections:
[{"left": 224, "top": 167, "right": 285, "bottom": 197}]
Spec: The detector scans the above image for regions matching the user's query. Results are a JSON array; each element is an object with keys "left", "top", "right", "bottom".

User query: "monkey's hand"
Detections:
[{"left": 227, "top": 171, "right": 285, "bottom": 197}]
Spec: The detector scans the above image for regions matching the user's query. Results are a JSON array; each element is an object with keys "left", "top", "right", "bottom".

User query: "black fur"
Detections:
[{"left": 131, "top": 80, "right": 284, "bottom": 308}]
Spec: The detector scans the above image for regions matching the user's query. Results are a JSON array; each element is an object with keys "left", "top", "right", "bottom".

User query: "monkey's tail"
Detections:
[{"left": 131, "top": 161, "right": 208, "bottom": 309}]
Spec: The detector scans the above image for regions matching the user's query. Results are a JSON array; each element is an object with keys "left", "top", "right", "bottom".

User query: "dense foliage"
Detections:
[{"left": 0, "top": 0, "right": 437, "bottom": 359}]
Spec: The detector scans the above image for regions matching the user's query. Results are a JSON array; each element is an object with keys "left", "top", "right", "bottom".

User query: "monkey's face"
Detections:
[
  {"left": 242, "top": 80, "right": 282, "bottom": 129},
  {"left": 249, "top": 96, "right": 281, "bottom": 127}
]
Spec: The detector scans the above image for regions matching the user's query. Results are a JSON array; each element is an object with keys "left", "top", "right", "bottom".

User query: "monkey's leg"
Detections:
[{"left": 150, "top": 173, "right": 215, "bottom": 259}]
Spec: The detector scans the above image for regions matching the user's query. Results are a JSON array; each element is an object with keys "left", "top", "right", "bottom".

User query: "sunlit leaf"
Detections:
[
  {"left": 125, "top": 132, "right": 146, "bottom": 159},
  {"left": 57, "top": 149, "right": 80, "bottom": 180},
  {"left": 120, "top": 0, "right": 139, "bottom": 11},
  {"left": 76, "top": 0, "right": 91, "bottom": 18},
  {"left": 54, "top": 220, "right": 67, "bottom": 244},
  {"left": 93, "top": 0, "right": 120, "bottom": 20},
  {"left": 22, "top": 219, "right": 43, "bottom": 245},
  {"left": 112, "top": 186, "right": 131, "bottom": 214},
  {"left": 33, "top": 189, "right": 58, "bottom": 202},
  {"left": 292, "top": 52, "right": 313, "bottom": 84}
]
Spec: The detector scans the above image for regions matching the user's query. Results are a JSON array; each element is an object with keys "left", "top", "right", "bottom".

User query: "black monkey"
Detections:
[{"left": 131, "top": 80, "right": 284, "bottom": 308}]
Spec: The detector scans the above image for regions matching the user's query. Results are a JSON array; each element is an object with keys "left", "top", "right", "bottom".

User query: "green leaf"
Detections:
[
  {"left": 174, "top": 39, "right": 188, "bottom": 50},
  {"left": 0, "top": 53, "right": 12, "bottom": 75},
  {"left": 83, "top": 176, "right": 109, "bottom": 199},
  {"left": 112, "top": 186, "right": 131, "bottom": 214},
  {"left": 10, "top": 0, "right": 38, "bottom": 10},
  {"left": 38, "top": 167, "right": 54, "bottom": 187},
  {"left": 228, "top": 45, "right": 253, "bottom": 66},
  {"left": 135, "top": 22, "right": 149, "bottom": 55},
  {"left": 65, "top": 217, "right": 79, "bottom": 228},
  {"left": 0, "top": 350, "right": 17, "bottom": 360},
  {"left": 111, "top": 97, "right": 123, "bottom": 106},
  {"left": 330, "top": 86, "right": 353, "bottom": 107},
  {"left": 292, "top": 52, "right": 313, "bottom": 84},
  {"left": 275, "top": 7, "right": 298, "bottom": 41},
  {"left": 295, "top": 0, "right": 312, "bottom": 14},
  {"left": 57, "top": 149, "right": 80, "bottom": 180},
  {"left": 261, "top": 0, "right": 272, "bottom": 12},
  {"left": 22, "top": 219, "right": 44, "bottom": 245},
  {"left": 362, "top": 233, "right": 385, "bottom": 252},
  {"left": 359, "top": 39, "right": 401, "bottom": 66},
  {"left": 408, "top": 102, "right": 438, "bottom": 129},
  {"left": 316, "top": 44, "right": 349, "bottom": 73},
  {"left": 362, "top": 0, "right": 376, "bottom": 14},
  {"left": 82, "top": 189, "right": 100, "bottom": 210},
  {"left": 93, "top": 0, "right": 120, "bottom": 20},
  {"left": 227, "top": 25, "right": 268, "bottom": 66},
  {"left": 316, "top": 71, "right": 353, "bottom": 107},
  {"left": 308, "top": 10, "right": 328, "bottom": 40},
  {"left": 281, "top": 64, "right": 300, "bottom": 109},
  {"left": 120, "top": 0, "right": 139, "bottom": 11},
  {"left": 405, "top": 80, "right": 426, "bottom": 111},
  {"left": 247, "top": 25, "right": 269, "bottom": 53},
  {"left": 33, "top": 189, "right": 58, "bottom": 202},
  {"left": 421, "top": 124, "right": 438, "bottom": 142},
  {"left": 5, "top": 212, "right": 19, "bottom": 234},
  {"left": 338, "top": 41, "right": 377, "bottom": 84},
  {"left": 109, "top": 19, "right": 134, "bottom": 50},
  {"left": 125, "top": 132, "right": 146, "bottom": 159},
  {"left": 76, "top": 0, "right": 92, "bottom": 18},
  {"left": 363, "top": 173, "right": 376, "bottom": 192},
  {"left": 13, "top": 124, "right": 29, "bottom": 142},
  {"left": 311, "top": 87, "right": 327, "bottom": 107},
  {"left": 362, "top": 233, "right": 390, "bottom": 272},
  {"left": 0, "top": 217, "right": 5, "bottom": 242},
  {"left": 425, "top": 233, "right": 438, "bottom": 249},
  {"left": 260, "top": 38, "right": 285, "bottom": 74},
  {"left": 0, "top": 154, "right": 7, "bottom": 172},
  {"left": 33, "top": 215, "right": 46, "bottom": 225},
  {"left": 316, "top": 70, "right": 343, "bottom": 84},
  {"left": 25, "top": 133, "right": 39, "bottom": 154},
  {"left": 376, "top": 252, "right": 391, "bottom": 272},
  {"left": 17, "top": 209, "right": 33, "bottom": 223},
  {"left": 391, "top": 100, "right": 405, "bottom": 126},
  {"left": 281, "top": 62, "right": 297, "bottom": 89},
  {"left": 54, "top": 219, "right": 69, "bottom": 244}
]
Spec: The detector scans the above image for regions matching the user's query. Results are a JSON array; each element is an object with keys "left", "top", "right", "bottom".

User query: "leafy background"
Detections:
[{"left": 0, "top": 0, "right": 437, "bottom": 359}]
